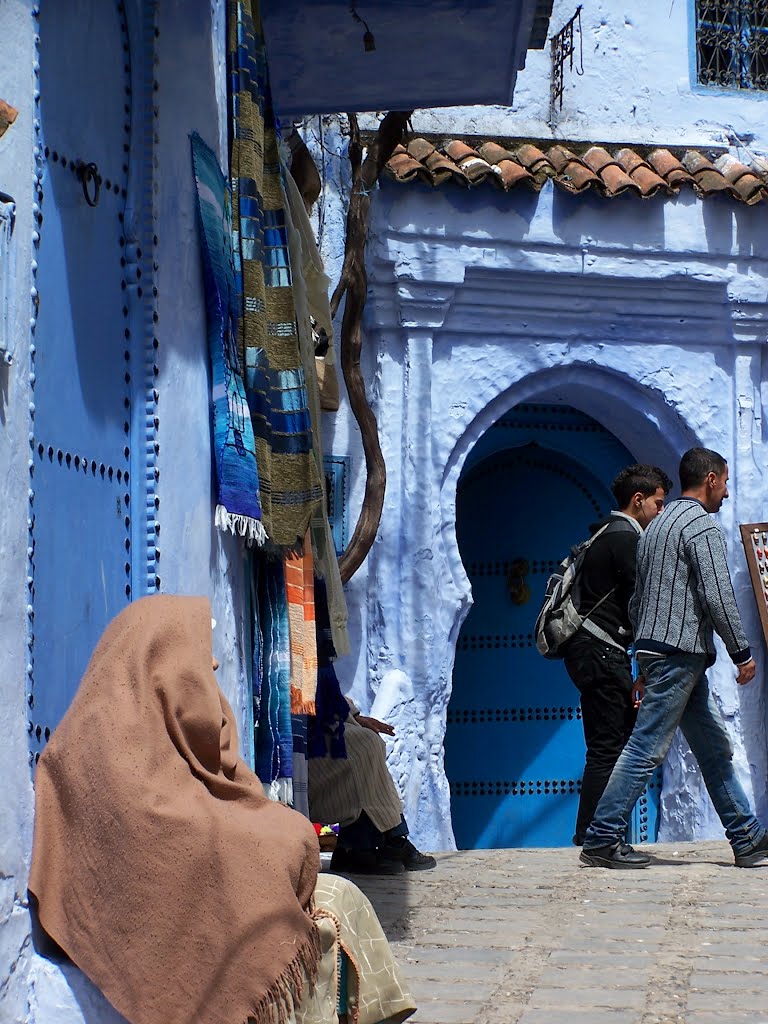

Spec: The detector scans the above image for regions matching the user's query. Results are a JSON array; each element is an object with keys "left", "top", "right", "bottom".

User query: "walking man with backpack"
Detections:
[
  {"left": 581, "top": 448, "right": 768, "bottom": 869},
  {"left": 560, "top": 464, "right": 673, "bottom": 846}
]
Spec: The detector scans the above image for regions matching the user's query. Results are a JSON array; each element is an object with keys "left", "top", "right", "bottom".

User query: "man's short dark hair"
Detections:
[
  {"left": 679, "top": 447, "right": 727, "bottom": 490},
  {"left": 611, "top": 464, "right": 674, "bottom": 508}
]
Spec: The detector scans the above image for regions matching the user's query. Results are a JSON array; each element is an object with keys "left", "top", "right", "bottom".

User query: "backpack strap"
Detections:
[
  {"left": 582, "top": 618, "right": 626, "bottom": 652},
  {"left": 576, "top": 517, "right": 638, "bottom": 652}
]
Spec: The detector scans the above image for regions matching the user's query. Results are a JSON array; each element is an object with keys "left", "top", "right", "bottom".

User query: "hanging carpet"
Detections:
[
  {"left": 191, "top": 132, "right": 266, "bottom": 544},
  {"left": 227, "top": 0, "right": 323, "bottom": 549}
]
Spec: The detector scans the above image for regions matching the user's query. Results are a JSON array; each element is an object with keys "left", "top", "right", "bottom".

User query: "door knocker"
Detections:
[
  {"left": 76, "top": 161, "right": 100, "bottom": 207},
  {"left": 506, "top": 558, "right": 531, "bottom": 606}
]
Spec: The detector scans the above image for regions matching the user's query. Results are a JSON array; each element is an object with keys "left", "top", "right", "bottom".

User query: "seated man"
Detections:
[{"left": 309, "top": 698, "right": 436, "bottom": 875}]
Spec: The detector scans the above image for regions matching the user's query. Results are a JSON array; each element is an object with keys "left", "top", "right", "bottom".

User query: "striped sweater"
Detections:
[{"left": 629, "top": 498, "right": 751, "bottom": 666}]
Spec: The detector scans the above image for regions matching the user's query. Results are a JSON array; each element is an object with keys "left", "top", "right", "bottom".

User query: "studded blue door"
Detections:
[
  {"left": 446, "top": 404, "right": 661, "bottom": 848},
  {"left": 27, "top": 2, "right": 145, "bottom": 765}
]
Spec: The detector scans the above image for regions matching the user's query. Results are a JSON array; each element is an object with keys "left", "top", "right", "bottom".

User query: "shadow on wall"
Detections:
[
  {"left": 30, "top": 900, "right": 128, "bottom": 1024},
  {"left": 551, "top": 185, "right": 667, "bottom": 252}
]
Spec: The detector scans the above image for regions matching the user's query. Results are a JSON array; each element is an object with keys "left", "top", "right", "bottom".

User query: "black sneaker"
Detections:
[
  {"left": 329, "top": 846, "right": 405, "bottom": 876},
  {"left": 734, "top": 833, "right": 768, "bottom": 868},
  {"left": 579, "top": 842, "right": 651, "bottom": 869},
  {"left": 381, "top": 838, "right": 437, "bottom": 871}
]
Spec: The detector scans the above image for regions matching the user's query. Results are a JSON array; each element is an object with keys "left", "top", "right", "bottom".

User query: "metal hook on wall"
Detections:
[{"left": 76, "top": 161, "right": 100, "bottom": 207}]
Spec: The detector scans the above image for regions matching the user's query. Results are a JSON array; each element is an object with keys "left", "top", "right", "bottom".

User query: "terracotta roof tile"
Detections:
[
  {"left": 682, "top": 150, "right": 741, "bottom": 200},
  {"left": 714, "top": 153, "right": 768, "bottom": 205},
  {"left": 582, "top": 146, "right": 641, "bottom": 196},
  {"left": 387, "top": 145, "right": 429, "bottom": 184},
  {"left": 495, "top": 160, "right": 536, "bottom": 190},
  {"left": 515, "top": 143, "right": 553, "bottom": 176},
  {"left": 646, "top": 149, "right": 696, "bottom": 191},
  {"left": 477, "top": 141, "right": 515, "bottom": 165},
  {"left": 407, "top": 137, "right": 437, "bottom": 162},
  {"left": 614, "top": 148, "right": 670, "bottom": 197},
  {"left": 547, "top": 146, "right": 602, "bottom": 193},
  {"left": 383, "top": 137, "right": 768, "bottom": 205},
  {"left": 424, "top": 149, "right": 462, "bottom": 185}
]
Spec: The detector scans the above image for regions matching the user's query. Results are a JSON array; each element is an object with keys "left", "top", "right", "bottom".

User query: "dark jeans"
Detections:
[
  {"left": 563, "top": 633, "right": 636, "bottom": 844},
  {"left": 338, "top": 811, "right": 408, "bottom": 851}
]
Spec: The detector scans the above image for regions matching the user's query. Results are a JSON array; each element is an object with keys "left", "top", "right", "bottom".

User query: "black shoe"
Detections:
[
  {"left": 382, "top": 838, "right": 437, "bottom": 871},
  {"left": 329, "top": 846, "right": 405, "bottom": 876},
  {"left": 580, "top": 842, "right": 651, "bottom": 869},
  {"left": 572, "top": 834, "right": 584, "bottom": 847},
  {"left": 734, "top": 832, "right": 768, "bottom": 868}
]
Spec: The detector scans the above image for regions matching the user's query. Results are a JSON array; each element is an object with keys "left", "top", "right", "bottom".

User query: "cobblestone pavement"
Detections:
[{"left": 337, "top": 841, "right": 768, "bottom": 1024}]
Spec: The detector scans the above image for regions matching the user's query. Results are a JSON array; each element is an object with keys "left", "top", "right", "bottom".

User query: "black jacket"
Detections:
[{"left": 577, "top": 513, "right": 641, "bottom": 647}]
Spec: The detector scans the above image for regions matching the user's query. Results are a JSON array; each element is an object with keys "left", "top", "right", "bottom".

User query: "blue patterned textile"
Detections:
[
  {"left": 190, "top": 132, "right": 266, "bottom": 544},
  {"left": 252, "top": 556, "right": 293, "bottom": 800}
]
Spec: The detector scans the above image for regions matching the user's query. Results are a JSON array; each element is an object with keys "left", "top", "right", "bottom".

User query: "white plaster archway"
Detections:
[
  {"left": 419, "top": 361, "right": 703, "bottom": 849},
  {"left": 439, "top": 361, "right": 700, "bottom": 633}
]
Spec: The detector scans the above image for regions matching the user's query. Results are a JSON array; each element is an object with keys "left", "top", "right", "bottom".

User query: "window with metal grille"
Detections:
[{"left": 695, "top": 0, "right": 768, "bottom": 90}]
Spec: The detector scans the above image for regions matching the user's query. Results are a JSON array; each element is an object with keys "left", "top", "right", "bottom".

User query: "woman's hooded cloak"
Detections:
[{"left": 29, "top": 594, "right": 320, "bottom": 1024}]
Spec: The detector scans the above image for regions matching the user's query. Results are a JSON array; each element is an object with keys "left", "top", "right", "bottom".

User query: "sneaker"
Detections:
[
  {"left": 579, "top": 842, "right": 651, "bottom": 869},
  {"left": 329, "top": 846, "right": 405, "bottom": 876},
  {"left": 381, "top": 838, "right": 437, "bottom": 871},
  {"left": 734, "top": 833, "right": 768, "bottom": 868}
]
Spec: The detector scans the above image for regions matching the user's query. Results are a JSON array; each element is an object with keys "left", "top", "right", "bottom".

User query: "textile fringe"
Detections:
[
  {"left": 263, "top": 777, "right": 294, "bottom": 805},
  {"left": 312, "top": 908, "right": 360, "bottom": 1024},
  {"left": 216, "top": 505, "right": 268, "bottom": 546},
  {"left": 290, "top": 688, "right": 316, "bottom": 716},
  {"left": 245, "top": 917, "right": 322, "bottom": 1024}
]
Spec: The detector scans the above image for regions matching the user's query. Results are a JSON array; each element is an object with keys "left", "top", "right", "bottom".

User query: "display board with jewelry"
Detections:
[{"left": 739, "top": 523, "right": 768, "bottom": 651}]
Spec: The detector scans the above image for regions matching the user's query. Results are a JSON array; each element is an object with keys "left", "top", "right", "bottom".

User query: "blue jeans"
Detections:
[{"left": 583, "top": 652, "right": 765, "bottom": 856}]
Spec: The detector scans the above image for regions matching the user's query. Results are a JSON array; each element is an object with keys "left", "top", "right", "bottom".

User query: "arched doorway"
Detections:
[{"left": 445, "top": 402, "right": 661, "bottom": 849}]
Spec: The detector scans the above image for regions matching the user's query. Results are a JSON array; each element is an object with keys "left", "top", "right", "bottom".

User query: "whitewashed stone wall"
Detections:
[{"left": 307, "top": 0, "right": 768, "bottom": 851}]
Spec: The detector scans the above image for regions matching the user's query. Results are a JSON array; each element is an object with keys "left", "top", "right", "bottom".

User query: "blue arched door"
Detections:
[{"left": 445, "top": 403, "right": 660, "bottom": 848}]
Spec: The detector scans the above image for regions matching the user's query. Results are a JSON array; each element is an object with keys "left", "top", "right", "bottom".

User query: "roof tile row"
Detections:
[{"left": 385, "top": 137, "right": 768, "bottom": 205}]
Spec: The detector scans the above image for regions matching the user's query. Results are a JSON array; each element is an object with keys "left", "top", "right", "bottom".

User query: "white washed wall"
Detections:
[
  {"left": 306, "top": 0, "right": 768, "bottom": 851},
  {"left": 410, "top": 0, "right": 768, "bottom": 151}
]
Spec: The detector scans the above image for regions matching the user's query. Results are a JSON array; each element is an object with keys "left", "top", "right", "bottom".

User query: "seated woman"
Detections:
[{"left": 29, "top": 595, "right": 415, "bottom": 1024}]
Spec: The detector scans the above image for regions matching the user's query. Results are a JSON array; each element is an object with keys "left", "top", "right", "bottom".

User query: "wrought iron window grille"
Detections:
[
  {"left": 550, "top": 5, "right": 584, "bottom": 118},
  {"left": 696, "top": 0, "right": 768, "bottom": 91}
]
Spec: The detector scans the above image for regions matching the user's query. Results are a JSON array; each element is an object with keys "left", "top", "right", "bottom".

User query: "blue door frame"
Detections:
[{"left": 445, "top": 403, "right": 661, "bottom": 848}]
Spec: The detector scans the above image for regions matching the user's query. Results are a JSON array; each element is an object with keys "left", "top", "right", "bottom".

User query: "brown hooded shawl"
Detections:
[{"left": 29, "top": 594, "right": 320, "bottom": 1024}]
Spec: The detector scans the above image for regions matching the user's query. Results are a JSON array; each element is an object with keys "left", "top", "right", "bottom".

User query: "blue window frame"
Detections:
[
  {"left": 695, "top": 0, "right": 768, "bottom": 90},
  {"left": 323, "top": 455, "right": 349, "bottom": 557}
]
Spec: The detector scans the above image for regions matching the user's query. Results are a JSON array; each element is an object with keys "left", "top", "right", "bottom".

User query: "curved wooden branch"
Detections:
[{"left": 335, "top": 111, "right": 412, "bottom": 583}]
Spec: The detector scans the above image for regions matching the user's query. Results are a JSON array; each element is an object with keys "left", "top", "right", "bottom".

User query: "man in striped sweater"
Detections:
[{"left": 581, "top": 448, "right": 768, "bottom": 869}]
